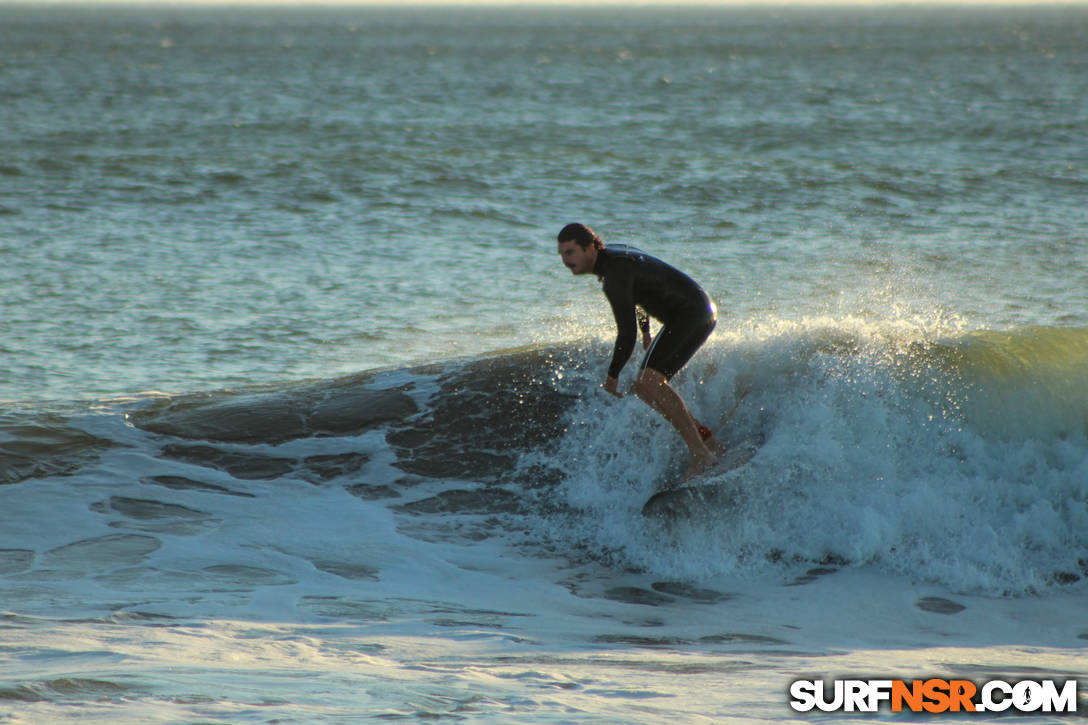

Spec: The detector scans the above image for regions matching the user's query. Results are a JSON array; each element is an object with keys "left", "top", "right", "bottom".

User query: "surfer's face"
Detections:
[{"left": 558, "top": 240, "right": 596, "bottom": 276}]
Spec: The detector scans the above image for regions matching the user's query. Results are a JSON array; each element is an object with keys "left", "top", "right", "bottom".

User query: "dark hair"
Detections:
[{"left": 557, "top": 223, "right": 604, "bottom": 251}]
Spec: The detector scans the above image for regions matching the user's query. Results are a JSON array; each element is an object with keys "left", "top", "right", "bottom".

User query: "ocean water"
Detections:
[{"left": 1, "top": 4, "right": 1087, "bottom": 722}]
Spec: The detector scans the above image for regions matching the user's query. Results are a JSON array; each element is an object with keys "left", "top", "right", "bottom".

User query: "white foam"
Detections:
[{"left": 543, "top": 318, "right": 1088, "bottom": 596}]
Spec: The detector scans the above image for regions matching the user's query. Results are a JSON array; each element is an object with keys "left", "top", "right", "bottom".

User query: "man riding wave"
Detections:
[{"left": 557, "top": 223, "right": 721, "bottom": 480}]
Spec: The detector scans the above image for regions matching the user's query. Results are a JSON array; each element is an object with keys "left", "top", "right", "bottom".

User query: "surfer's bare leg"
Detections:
[{"left": 632, "top": 368, "right": 717, "bottom": 479}]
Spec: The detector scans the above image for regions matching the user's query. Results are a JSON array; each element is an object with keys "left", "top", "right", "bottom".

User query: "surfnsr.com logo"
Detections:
[{"left": 789, "top": 678, "right": 1079, "bottom": 714}]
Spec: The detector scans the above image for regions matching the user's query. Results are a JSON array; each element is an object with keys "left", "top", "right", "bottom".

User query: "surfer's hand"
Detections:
[{"left": 602, "top": 376, "right": 623, "bottom": 398}]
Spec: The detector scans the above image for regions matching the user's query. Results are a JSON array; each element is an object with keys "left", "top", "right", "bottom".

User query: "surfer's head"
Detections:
[
  {"left": 557, "top": 223, "right": 603, "bottom": 276},
  {"left": 557, "top": 223, "right": 604, "bottom": 251}
]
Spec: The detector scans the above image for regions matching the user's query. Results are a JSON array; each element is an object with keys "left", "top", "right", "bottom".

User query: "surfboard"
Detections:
[{"left": 641, "top": 438, "right": 760, "bottom": 518}]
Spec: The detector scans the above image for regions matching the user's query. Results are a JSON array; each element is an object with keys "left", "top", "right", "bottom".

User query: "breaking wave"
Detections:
[{"left": 2, "top": 320, "right": 1086, "bottom": 597}]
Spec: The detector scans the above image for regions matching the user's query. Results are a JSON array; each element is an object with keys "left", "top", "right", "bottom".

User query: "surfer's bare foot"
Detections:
[
  {"left": 705, "top": 436, "right": 726, "bottom": 455},
  {"left": 682, "top": 452, "right": 717, "bottom": 482}
]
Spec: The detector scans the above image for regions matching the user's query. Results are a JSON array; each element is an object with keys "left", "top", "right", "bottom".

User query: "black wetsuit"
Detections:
[{"left": 593, "top": 245, "right": 717, "bottom": 381}]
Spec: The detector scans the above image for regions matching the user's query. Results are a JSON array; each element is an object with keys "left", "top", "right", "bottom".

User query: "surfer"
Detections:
[{"left": 557, "top": 223, "right": 721, "bottom": 480}]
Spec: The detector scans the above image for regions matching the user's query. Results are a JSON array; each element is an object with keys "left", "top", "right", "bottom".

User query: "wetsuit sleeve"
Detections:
[{"left": 602, "top": 274, "right": 638, "bottom": 379}]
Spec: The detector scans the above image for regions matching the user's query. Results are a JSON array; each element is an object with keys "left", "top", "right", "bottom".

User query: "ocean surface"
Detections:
[{"left": 1, "top": 3, "right": 1087, "bottom": 722}]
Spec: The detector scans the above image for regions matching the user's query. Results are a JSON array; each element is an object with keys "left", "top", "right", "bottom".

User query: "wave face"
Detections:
[{"left": 3, "top": 321, "right": 1084, "bottom": 599}]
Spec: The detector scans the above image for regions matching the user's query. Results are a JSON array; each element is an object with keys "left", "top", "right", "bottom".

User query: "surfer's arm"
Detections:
[{"left": 603, "top": 276, "right": 638, "bottom": 380}]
